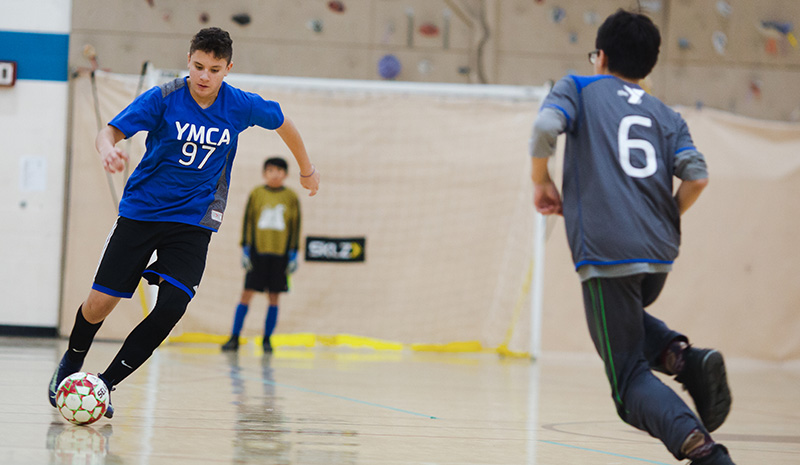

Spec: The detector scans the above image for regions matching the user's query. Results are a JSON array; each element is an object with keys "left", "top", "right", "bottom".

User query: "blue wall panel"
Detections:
[{"left": 0, "top": 31, "right": 69, "bottom": 82}]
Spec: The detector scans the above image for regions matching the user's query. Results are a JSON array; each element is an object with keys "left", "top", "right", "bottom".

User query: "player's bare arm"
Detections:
[
  {"left": 95, "top": 125, "right": 129, "bottom": 174},
  {"left": 531, "top": 157, "right": 563, "bottom": 216},
  {"left": 529, "top": 106, "right": 566, "bottom": 215},
  {"left": 675, "top": 177, "right": 708, "bottom": 215},
  {"left": 275, "top": 116, "right": 320, "bottom": 196}
]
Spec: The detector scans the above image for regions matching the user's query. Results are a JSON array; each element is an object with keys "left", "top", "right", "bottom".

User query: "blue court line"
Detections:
[
  {"left": 538, "top": 440, "right": 671, "bottom": 465},
  {"left": 234, "top": 372, "right": 666, "bottom": 463},
  {"left": 240, "top": 374, "right": 439, "bottom": 419}
]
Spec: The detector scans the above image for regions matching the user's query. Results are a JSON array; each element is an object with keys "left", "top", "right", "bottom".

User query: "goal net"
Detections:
[{"left": 62, "top": 69, "right": 548, "bottom": 355}]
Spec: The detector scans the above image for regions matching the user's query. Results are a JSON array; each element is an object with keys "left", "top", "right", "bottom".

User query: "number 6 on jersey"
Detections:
[{"left": 618, "top": 115, "right": 657, "bottom": 178}]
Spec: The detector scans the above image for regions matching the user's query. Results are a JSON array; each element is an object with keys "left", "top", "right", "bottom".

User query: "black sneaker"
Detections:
[
  {"left": 104, "top": 397, "right": 115, "bottom": 419},
  {"left": 97, "top": 373, "right": 114, "bottom": 419},
  {"left": 262, "top": 337, "right": 273, "bottom": 353},
  {"left": 676, "top": 347, "right": 732, "bottom": 432},
  {"left": 221, "top": 336, "right": 240, "bottom": 351},
  {"left": 690, "top": 444, "right": 736, "bottom": 465},
  {"left": 48, "top": 352, "right": 83, "bottom": 408}
]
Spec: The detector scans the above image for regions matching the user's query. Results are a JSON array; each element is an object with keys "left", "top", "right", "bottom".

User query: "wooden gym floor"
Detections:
[{"left": 1, "top": 336, "right": 798, "bottom": 464}]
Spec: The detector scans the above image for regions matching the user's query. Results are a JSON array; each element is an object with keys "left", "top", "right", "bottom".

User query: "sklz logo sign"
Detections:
[{"left": 305, "top": 237, "right": 365, "bottom": 262}]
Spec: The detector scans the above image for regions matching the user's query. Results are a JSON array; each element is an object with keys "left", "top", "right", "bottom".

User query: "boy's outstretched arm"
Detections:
[
  {"left": 275, "top": 116, "right": 320, "bottom": 196},
  {"left": 96, "top": 125, "right": 129, "bottom": 174}
]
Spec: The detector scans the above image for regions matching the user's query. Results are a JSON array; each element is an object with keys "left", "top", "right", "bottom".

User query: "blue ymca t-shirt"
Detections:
[{"left": 109, "top": 77, "right": 284, "bottom": 231}]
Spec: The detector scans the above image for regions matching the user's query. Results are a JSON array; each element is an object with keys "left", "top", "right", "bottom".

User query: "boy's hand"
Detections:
[
  {"left": 534, "top": 181, "right": 563, "bottom": 216},
  {"left": 299, "top": 166, "right": 320, "bottom": 196},
  {"left": 100, "top": 147, "right": 129, "bottom": 173}
]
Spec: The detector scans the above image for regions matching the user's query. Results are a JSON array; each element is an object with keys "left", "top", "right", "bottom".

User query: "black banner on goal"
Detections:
[{"left": 305, "top": 236, "right": 366, "bottom": 263}]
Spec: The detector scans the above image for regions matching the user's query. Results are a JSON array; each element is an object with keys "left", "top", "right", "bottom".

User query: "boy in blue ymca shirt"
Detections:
[{"left": 49, "top": 27, "right": 321, "bottom": 419}]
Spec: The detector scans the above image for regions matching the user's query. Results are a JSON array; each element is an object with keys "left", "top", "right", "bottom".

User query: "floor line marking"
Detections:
[
  {"left": 239, "top": 374, "right": 439, "bottom": 419},
  {"left": 538, "top": 440, "right": 671, "bottom": 464}
]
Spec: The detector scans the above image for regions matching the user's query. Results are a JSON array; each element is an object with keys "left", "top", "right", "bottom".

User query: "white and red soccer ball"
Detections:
[{"left": 55, "top": 372, "right": 109, "bottom": 425}]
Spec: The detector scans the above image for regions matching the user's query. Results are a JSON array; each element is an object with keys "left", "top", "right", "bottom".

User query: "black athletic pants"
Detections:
[{"left": 581, "top": 273, "right": 707, "bottom": 459}]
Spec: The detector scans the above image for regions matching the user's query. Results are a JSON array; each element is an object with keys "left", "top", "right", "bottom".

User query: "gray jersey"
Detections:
[{"left": 534, "top": 75, "right": 707, "bottom": 279}]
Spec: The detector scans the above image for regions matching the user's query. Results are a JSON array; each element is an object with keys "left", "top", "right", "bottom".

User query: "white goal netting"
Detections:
[{"left": 62, "top": 70, "right": 547, "bottom": 354}]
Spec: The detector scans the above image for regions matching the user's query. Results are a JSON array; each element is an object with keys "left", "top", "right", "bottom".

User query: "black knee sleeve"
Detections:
[
  {"left": 148, "top": 282, "right": 192, "bottom": 332},
  {"left": 101, "top": 283, "right": 191, "bottom": 387}
]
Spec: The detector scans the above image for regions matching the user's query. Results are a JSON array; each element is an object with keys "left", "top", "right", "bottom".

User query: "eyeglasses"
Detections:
[{"left": 588, "top": 49, "right": 600, "bottom": 65}]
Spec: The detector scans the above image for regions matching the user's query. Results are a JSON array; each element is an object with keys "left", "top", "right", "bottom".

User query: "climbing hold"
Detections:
[
  {"left": 328, "top": 1, "right": 345, "bottom": 14},
  {"left": 550, "top": 7, "right": 566, "bottom": 24},
  {"left": 712, "top": 31, "right": 727, "bottom": 55},
  {"left": 378, "top": 54, "right": 401, "bottom": 80},
  {"left": 419, "top": 22, "right": 439, "bottom": 37},
  {"left": 417, "top": 59, "right": 432, "bottom": 75},
  {"left": 232, "top": 13, "right": 251, "bottom": 26},
  {"left": 307, "top": 19, "right": 323, "bottom": 33}
]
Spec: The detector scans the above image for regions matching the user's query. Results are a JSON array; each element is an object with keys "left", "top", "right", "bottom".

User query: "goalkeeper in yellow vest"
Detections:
[{"left": 222, "top": 156, "right": 302, "bottom": 353}]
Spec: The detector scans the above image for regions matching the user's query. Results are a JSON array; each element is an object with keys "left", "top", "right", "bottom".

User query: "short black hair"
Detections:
[
  {"left": 264, "top": 157, "right": 288, "bottom": 173},
  {"left": 190, "top": 27, "right": 233, "bottom": 63},
  {"left": 595, "top": 9, "right": 660, "bottom": 80}
]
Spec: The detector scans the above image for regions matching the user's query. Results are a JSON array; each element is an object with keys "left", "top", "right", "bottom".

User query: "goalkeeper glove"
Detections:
[
  {"left": 241, "top": 246, "right": 253, "bottom": 271},
  {"left": 286, "top": 249, "right": 298, "bottom": 274}
]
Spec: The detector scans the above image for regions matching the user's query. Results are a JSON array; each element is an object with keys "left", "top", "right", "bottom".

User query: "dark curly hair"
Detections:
[{"left": 189, "top": 27, "right": 233, "bottom": 63}]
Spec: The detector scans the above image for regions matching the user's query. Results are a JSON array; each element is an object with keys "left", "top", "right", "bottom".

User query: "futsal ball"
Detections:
[{"left": 55, "top": 372, "right": 109, "bottom": 425}]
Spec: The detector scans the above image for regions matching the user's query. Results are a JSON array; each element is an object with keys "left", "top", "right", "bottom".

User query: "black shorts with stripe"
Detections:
[
  {"left": 93, "top": 216, "right": 212, "bottom": 299},
  {"left": 244, "top": 253, "right": 289, "bottom": 293}
]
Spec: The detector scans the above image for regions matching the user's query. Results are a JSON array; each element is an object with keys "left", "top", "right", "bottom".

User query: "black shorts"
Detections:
[
  {"left": 93, "top": 217, "right": 212, "bottom": 299},
  {"left": 244, "top": 253, "right": 289, "bottom": 293}
]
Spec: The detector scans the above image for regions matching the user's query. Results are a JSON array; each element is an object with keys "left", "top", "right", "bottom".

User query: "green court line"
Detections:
[
  {"left": 240, "top": 373, "right": 439, "bottom": 419},
  {"left": 539, "top": 440, "right": 671, "bottom": 465},
  {"left": 237, "top": 369, "right": 672, "bottom": 464}
]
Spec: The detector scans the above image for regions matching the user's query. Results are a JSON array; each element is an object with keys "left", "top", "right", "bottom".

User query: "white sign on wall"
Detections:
[
  {"left": 20, "top": 155, "right": 47, "bottom": 192},
  {"left": 0, "top": 61, "right": 16, "bottom": 86}
]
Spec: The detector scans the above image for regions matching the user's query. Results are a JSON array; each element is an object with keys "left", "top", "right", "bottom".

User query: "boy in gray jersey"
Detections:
[{"left": 529, "top": 10, "right": 734, "bottom": 465}]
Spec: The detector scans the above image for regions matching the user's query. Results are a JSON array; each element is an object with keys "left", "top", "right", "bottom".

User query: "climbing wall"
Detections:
[{"left": 69, "top": 0, "right": 800, "bottom": 120}]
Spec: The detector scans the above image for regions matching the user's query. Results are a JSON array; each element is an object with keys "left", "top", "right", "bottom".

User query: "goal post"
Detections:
[{"left": 530, "top": 212, "right": 548, "bottom": 360}]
